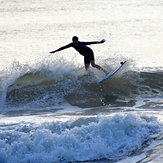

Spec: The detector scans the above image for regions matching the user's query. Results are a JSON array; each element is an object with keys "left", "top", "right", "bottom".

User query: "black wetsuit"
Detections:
[{"left": 59, "top": 42, "right": 95, "bottom": 65}]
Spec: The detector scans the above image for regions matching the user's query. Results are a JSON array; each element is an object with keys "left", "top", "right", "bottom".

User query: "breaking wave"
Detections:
[
  {"left": 0, "top": 60, "right": 162, "bottom": 110},
  {"left": 0, "top": 114, "right": 160, "bottom": 163}
]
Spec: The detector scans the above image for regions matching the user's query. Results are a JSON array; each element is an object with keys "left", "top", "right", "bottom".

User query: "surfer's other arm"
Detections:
[
  {"left": 86, "top": 39, "right": 106, "bottom": 45},
  {"left": 49, "top": 44, "right": 71, "bottom": 53}
]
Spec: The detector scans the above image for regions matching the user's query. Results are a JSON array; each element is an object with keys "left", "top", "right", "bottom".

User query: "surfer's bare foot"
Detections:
[
  {"left": 99, "top": 68, "right": 107, "bottom": 75},
  {"left": 104, "top": 70, "right": 108, "bottom": 75}
]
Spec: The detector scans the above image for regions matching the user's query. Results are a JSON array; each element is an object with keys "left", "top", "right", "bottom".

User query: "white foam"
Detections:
[{"left": 0, "top": 113, "right": 160, "bottom": 163}]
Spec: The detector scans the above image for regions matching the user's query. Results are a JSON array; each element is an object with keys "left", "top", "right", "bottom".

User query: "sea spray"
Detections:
[{"left": 0, "top": 114, "right": 160, "bottom": 163}]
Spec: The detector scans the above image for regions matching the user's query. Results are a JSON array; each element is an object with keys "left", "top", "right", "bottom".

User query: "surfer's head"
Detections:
[{"left": 72, "top": 36, "right": 79, "bottom": 46}]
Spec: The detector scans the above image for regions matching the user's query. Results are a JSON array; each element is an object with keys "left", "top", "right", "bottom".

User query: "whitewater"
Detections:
[{"left": 0, "top": 0, "right": 163, "bottom": 162}]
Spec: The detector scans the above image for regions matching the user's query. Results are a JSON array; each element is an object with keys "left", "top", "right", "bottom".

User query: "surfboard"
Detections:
[{"left": 99, "top": 61, "right": 127, "bottom": 83}]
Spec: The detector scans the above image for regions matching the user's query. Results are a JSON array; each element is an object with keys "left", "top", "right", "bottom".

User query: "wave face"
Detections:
[
  {"left": 0, "top": 114, "right": 160, "bottom": 163},
  {"left": 3, "top": 65, "right": 163, "bottom": 109}
]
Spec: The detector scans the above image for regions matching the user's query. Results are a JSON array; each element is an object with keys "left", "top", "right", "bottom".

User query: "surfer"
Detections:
[{"left": 49, "top": 36, "right": 107, "bottom": 74}]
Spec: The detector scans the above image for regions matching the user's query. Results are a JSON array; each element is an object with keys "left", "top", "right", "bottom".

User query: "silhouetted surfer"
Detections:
[{"left": 50, "top": 36, "right": 107, "bottom": 74}]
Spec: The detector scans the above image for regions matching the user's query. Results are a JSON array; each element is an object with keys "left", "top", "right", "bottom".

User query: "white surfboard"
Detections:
[{"left": 99, "top": 61, "right": 127, "bottom": 83}]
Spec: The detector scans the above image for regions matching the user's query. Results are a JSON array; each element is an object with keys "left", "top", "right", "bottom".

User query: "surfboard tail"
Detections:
[{"left": 120, "top": 61, "right": 127, "bottom": 65}]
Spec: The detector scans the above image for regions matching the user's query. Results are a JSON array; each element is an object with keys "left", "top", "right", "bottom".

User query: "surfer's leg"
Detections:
[
  {"left": 85, "top": 64, "right": 90, "bottom": 71},
  {"left": 91, "top": 60, "right": 107, "bottom": 74},
  {"left": 84, "top": 56, "right": 91, "bottom": 71},
  {"left": 86, "top": 51, "right": 107, "bottom": 74}
]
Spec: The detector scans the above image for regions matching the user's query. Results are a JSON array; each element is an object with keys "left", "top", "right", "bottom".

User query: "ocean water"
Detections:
[{"left": 0, "top": 0, "right": 163, "bottom": 162}]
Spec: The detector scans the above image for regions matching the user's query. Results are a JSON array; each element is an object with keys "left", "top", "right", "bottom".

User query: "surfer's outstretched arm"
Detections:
[
  {"left": 49, "top": 44, "right": 71, "bottom": 53},
  {"left": 86, "top": 39, "right": 106, "bottom": 45}
]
